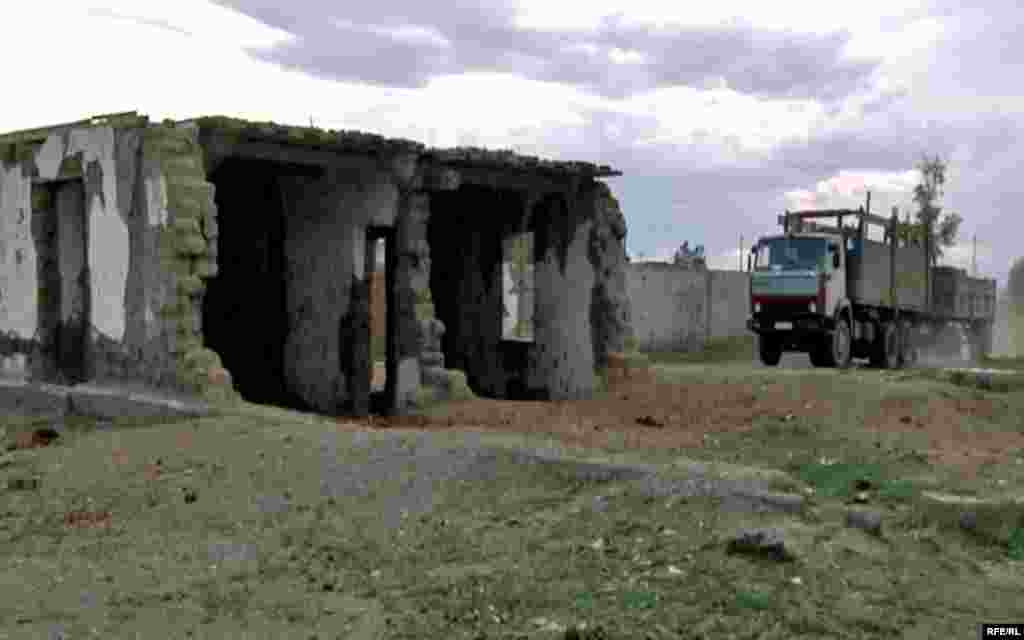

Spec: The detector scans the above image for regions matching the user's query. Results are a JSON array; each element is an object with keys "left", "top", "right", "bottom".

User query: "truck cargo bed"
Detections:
[
  {"left": 932, "top": 266, "right": 997, "bottom": 321},
  {"left": 846, "top": 239, "right": 928, "bottom": 311}
]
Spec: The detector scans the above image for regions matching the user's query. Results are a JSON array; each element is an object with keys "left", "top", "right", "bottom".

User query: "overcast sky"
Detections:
[{"left": 3, "top": 0, "right": 1022, "bottom": 285}]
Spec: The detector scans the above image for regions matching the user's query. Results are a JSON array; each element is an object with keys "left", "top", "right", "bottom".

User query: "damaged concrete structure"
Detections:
[{"left": 0, "top": 112, "right": 631, "bottom": 417}]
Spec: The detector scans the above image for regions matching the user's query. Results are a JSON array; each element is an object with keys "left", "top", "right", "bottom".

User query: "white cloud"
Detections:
[
  {"left": 331, "top": 19, "right": 452, "bottom": 49},
  {"left": 784, "top": 169, "right": 920, "bottom": 215},
  {"left": 608, "top": 48, "right": 646, "bottom": 64},
  {"left": 513, "top": 0, "right": 927, "bottom": 36}
]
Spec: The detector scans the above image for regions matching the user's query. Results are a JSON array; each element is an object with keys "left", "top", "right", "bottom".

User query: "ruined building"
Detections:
[{"left": 0, "top": 112, "right": 632, "bottom": 416}]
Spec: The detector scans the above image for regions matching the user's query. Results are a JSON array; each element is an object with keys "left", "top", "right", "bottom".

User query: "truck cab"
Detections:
[{"left": 746, "top": 230, "right": 846, "bottom": 366}]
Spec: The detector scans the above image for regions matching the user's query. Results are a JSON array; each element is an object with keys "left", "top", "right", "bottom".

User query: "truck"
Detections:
[{"left": 745, "top": 201, "right": 996, "bottom": 368}]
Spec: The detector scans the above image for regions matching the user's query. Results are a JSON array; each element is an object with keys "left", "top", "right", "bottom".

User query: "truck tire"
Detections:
[
  {"left": 832, "top": 316, "right": 853, "bottom": 369},
  {"left": 883, "top": 322, "right": 902, "bottom": 370},
  {"left": 868, "top": 323, "right": 886, "bottom": 368},
  {"left": 759, "top": 336, "right": 782, "bottom": 366},
  {"left": 899, "top": 321, "right": 917, "bottom": 367}
]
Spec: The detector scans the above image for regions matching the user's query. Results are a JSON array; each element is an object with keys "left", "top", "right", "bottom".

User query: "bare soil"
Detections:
[
  {"left": 362, "top": 378, "right": 835, "bottom": 453},
  {"left": 2, "top": 353, "right": 1024, "bottom": 638}
]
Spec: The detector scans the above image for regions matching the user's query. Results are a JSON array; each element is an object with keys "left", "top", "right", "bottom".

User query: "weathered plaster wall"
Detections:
[
  {"left": 279, "top": 168, "right": 399, "bottom": 414},
  {"left": 528, "top": 182, "right": 631, "bottom": 399},
  {"left": 35, "top": 126, "right": 129, "bottom": 342},
  {"left": 528, "top": 193, "right": 597, "bottom": 398},
  {"left": 428, "top": 179, "right": 630, "bottom": 401},
  {"left": 140, "top": 123, "right": 231, "bottom": 399},
  {"left": 0, "top": 157, "right": 36, "bottom": 351},
  {"left": 0, "top": 125, "right": 152, "bottom": 383}
]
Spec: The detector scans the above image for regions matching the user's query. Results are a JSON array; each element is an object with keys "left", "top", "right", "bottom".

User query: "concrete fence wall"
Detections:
[{"left": 627, "top": 262, "right": 750, "bottom": 352}]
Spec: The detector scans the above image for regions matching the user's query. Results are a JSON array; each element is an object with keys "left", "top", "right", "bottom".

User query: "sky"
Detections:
[{"left": 3, "top": 0, "right": 1022, "bottom": 286}]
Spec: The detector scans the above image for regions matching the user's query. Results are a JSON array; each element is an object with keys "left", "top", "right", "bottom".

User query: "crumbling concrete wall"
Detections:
[
  {"left": 0, "top": 120, "right": 232, "bottom": 398},
  {"left": 429, "top": 179, "right": 630, "bottom": 401},
  {"left": 2, "top": 114, "right": 627, "bottom": 414},
  {"left": 276, "top": 168, "right": 399, "bottom": 414},
  {"left": 140, "top": 123, "right": 233, "bottom": 400},
  {"left": 0, "top": 149, "right": 39, "bottom": 375}
]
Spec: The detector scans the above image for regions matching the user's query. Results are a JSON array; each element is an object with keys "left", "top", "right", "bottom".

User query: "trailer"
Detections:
[{"left": 745, "top": 203, "right": 996, "bottom": 368}]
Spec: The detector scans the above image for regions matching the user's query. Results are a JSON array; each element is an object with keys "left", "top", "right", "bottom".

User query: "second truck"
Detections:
[{"left": 746, "top": 202, "right": 996, "bottom": 368}]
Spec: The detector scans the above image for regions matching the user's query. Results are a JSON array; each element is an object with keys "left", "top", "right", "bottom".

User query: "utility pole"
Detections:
[{"left": 972, "top": 235, "right": 977, "bottom": 276}]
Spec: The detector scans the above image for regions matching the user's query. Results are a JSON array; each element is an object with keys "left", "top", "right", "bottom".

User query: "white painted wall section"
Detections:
[
  {"left": 0, "top": 163, "right": 37, "bottom": 340},
  {"left": 34, "top": 126, "right": 129, "bottom": 341}
]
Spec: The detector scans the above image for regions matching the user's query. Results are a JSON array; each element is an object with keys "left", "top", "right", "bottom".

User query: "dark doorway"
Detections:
[
  {"left": 31, "top": 180, "right": 90, "bottom": 384},
  {"left": 202, "top": 158, "right": 306, "bottom": 409},
  {"left": 367, "top": 227, "right": 395, "bottom": 415}
]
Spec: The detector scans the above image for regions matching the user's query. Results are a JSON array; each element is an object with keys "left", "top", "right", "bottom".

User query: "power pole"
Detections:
[{"left": 972, "top": 235, "right": 977, "bottom": 276}]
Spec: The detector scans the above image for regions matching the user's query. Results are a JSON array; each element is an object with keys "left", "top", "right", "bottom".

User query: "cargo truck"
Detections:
[{"left": 746, "top": 203, "right": 996, "bottom": 368}]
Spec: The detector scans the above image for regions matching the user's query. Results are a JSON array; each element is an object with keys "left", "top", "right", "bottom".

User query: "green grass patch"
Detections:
[
  {"left": 733, "top": 590, "right": 773, "bottom": 611},
  {"left": 792, "top": 460, "right": 920, "bottom": 501},
  {"left": 1008, "top": 527, "right": 1024, "bottom": 561}
]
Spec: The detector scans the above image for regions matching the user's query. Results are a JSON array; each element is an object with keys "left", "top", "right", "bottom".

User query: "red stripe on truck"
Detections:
[{"left": 751, "top": 295, "right": 816, "bottom": 306}]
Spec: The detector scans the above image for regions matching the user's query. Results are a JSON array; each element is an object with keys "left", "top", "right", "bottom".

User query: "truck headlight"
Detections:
[
  {"left": 809, "top": 301, "right": 816, "bottom": 313},
  {"left": 754, "top": 303, "right": 761, "bottom": 313}
]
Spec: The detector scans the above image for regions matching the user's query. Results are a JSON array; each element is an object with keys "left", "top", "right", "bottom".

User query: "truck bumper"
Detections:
[
  {"left": 748, "top": 316, "right": 830, "bottom": 351},
  {"left": 748, "top": 317, "right": 827, "bottom": 333}
]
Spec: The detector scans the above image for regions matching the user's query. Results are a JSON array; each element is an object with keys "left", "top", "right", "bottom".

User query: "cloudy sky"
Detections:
[{"left": 3, "top": 0, "right": 1022, "bottom": 285}]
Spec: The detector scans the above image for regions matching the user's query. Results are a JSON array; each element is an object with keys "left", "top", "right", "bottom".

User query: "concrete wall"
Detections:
[
  {"left": 993, "top": 297, "right": 1023, "bottom": 357},
  {"left": 276, "top": 168, "right": 395, "bottom": 414},
  {"left": 627, "top": 263, "right": 750, "bottom": 352},
  {"left": 708, "top": 270, "right": 751, "bottom": 339},
  {"left": 0, "top": 124, "right": 177, "bottom": 385},
  {"left": 1, "top": 116, "right": 633, "bottom": 415},
  {"left": 429, "top": 181, "right": 630, "bottom": 401}
]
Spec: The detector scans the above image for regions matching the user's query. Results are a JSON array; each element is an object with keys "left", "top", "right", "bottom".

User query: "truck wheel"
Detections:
[
  {"left": 759, "top": 336, "right": 782, "bottom": 366},
  {"left": 868, "top": 325, "right": 886, "bottom": 368},
  {"left": 832, "top": 317, "right": 853, "bottom": 369},
  {"left": 899, "top": 321, "right": 917, "bottom": 367},
  {"left": 883, "top": 322, "right": 902, "bottom": 370}
]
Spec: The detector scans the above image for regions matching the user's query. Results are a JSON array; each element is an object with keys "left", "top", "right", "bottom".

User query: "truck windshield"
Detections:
[{"left": 754, "top": 237, "right": 829, "bottom": 272}]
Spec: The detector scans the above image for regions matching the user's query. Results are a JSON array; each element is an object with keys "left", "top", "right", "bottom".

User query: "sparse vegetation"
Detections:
[{"left": 2, "top": 355, "right": 1024, "bottom": 637}]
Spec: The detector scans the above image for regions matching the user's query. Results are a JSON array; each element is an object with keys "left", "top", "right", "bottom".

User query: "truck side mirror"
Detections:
[
  {"left": 832, "top": 252, "right": 840, "bottom": 269},
  {"left": 746, "top": 254, "right": 752, "bottom": 272}
]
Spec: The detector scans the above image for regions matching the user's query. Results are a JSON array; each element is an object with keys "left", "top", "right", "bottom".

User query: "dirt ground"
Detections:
[
  {"left": 359, "top": 379, "right": 834, "bottom": 451},
  {"left": 3, "top": 352, "right": 1024, "bottom": 638},
  {"left": 361, "top": 361, "right": 1024, "bottom": 481}
]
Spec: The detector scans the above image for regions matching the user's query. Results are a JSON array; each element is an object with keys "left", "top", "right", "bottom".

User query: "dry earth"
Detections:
[{"left": 1, "top": 349, "right": 1023, "bottom": 639}]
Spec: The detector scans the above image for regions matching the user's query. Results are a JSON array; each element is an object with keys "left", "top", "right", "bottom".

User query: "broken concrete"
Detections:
[{"left": 0, "top": 112, "right": 629, "bottom": 417}]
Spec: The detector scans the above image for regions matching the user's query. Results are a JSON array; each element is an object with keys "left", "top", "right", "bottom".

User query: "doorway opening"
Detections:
[
  {"left": 367, "top": 228, "right": 394, "bottom": 415},
  {"left": 202, "top": 158, "right": 308, "bottom": 410},
  {"left": 31, "top": 179, "right": 90, "bottom": 384}
]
